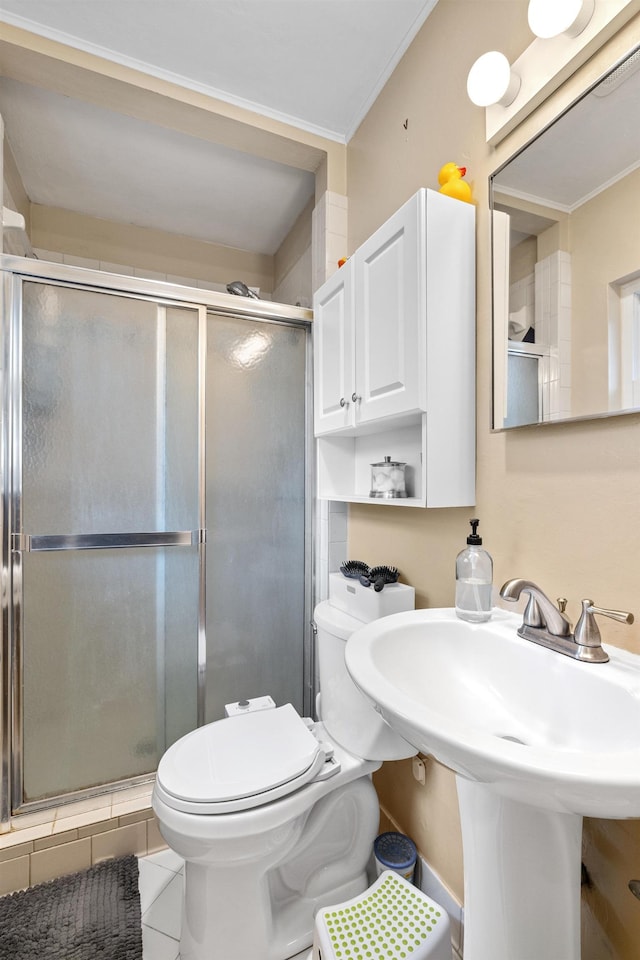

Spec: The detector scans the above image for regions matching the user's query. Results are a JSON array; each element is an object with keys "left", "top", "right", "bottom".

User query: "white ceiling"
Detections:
[{"left": 0, "top": 0, "right": 439, "bottom": 257}]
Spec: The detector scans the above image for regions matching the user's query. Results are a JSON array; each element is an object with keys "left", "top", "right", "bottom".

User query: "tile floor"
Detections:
[
  {"left": 139, "top": 849, "right": 183, "bottom": 960},
  {"left": 139, "top": 849, "right": 309, "bottom": 960},
  {"left": 139, "top": 849, "right": 462, "bottom": 959}
]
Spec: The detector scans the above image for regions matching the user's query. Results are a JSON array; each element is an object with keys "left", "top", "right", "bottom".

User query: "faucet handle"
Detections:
[
  {"left": 574, "top": 599, "right": 634, "bottom": 650},
  {"left": 522, "top": 595, "right": 544, "bottom": 628},
  {"left": 588, "top": 604, "right": 634, "bottom": 625}
]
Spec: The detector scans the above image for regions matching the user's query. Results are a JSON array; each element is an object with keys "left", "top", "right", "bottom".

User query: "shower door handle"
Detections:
[{"left": 13, "top": 530, "right": 201, "bottom": 552}]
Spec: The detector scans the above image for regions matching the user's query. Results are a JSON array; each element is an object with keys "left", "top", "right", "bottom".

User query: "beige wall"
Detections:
[
  {"left": 3, "top": 136, "right": 29, "bottom": 228},
  {"left": 570, "top": 167, "right": 640, "bottom": 415},
  {"left": 509, "top": 234, "right": 536, "bottom": 285},
  {"left": 273, "top": 195, "right": 314, "bottom": 306},
  {"left": 347, "top": 2, "right": 640, "bottom": 955},
  {"left": 29, "top": 203, "right": 275, "bottom": 292},
  {"left": 538, "top": 215, "right": 570, "bottom": 260}
]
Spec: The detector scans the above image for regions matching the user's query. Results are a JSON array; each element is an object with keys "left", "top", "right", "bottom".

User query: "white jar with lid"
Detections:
[{"left": 369, "top": 456, "right": 407, "bottom": 498}]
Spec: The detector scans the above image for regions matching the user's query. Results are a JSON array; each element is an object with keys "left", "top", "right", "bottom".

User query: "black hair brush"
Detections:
[
  {"left": 340, "top": 560, "right": 371, "bottom": 580},
  {"left": 359, "top": 565, "right": 400, "bottom": 592}
]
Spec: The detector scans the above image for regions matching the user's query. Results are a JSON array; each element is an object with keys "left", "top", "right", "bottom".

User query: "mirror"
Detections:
[{"left": 491, "top": 44, "right": 640, "bottom": 429}]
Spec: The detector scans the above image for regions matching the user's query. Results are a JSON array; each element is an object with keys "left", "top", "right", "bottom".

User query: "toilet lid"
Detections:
[{"left": 156, "top": 704, "right": 325, "bottom": 812}]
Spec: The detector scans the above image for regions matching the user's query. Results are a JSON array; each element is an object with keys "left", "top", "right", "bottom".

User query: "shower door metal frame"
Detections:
[{"left": 0, "top": 255, "right": 314, "bottom": 831}]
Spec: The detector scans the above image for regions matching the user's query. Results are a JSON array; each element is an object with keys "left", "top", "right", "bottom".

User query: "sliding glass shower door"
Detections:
[
  {"left": 1, "top": 263, "right": 311, "bottom": 822},
  {"left": 16, "top": 282, "right": 202, "bottom": 804},
  {"left": 205, "top": 314, "right": 307, "bottom": 720}
]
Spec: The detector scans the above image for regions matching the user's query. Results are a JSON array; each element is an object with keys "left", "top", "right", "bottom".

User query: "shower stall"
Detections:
[{"left": 0, "top": 256, "right": 313, "bottom": 831}]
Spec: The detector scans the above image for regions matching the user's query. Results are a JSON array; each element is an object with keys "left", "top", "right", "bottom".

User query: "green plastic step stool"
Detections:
[{"left": 312, "top": 870, "right": 452, "bottom": 960}]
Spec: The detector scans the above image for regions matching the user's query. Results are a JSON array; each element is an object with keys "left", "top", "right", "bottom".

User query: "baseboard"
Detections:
[{"left": 415, "top": 853, "right": 464, "bottom": 958}]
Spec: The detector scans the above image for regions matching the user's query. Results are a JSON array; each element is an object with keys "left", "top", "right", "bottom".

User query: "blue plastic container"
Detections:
[{"left": 373, "top": 831, "right": 418, "bottom": 882}]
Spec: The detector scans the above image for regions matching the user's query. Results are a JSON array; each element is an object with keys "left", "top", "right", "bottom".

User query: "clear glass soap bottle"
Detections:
[{"left": 455, "top": 518, "right": 493, "bottom": 622}]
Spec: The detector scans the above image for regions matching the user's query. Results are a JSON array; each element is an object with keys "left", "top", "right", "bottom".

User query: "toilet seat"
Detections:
[{"left": 156, "top": 703, "right": 336, "bottom": 815}]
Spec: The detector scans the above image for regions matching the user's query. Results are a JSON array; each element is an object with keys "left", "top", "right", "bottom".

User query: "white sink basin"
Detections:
[
  {"left": 346, "top": 606, "right": 640, "bottom": 817},
  {"left": 345, "top": 606, "right": 640, "bottom": 960}
]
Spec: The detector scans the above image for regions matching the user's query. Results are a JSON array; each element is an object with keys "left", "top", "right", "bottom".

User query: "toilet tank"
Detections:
[{"left": 314, "top": 584, "right": 416, "bottom": 761}]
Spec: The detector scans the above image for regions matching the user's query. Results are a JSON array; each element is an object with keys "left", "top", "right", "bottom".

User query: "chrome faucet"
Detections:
[{"left": 499, "top": 578, "right": 634, "bottom": 663}]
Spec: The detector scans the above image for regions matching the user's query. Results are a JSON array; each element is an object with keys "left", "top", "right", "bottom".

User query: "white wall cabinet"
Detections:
[
  {"left": 354, "top": 190, "right": 422, "bottom": 424},
  {"left": 313, "top": 258, "right": 355, "bottom": 434},
  {"left": 313, "top": 188, "right": 476, "bottom": 508}
]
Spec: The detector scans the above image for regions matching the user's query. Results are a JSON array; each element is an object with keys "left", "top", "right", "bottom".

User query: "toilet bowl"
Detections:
[{"left": 153, "top": 588, "right": 416, "bottom": 960}]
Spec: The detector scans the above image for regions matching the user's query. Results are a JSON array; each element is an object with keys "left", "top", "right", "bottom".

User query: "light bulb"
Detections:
[
  {"left": 466, "top": 51, "right": 521, "bottom": 108},
  {"left": 527, "top": 0, "right": 595, "bottom": 39}
]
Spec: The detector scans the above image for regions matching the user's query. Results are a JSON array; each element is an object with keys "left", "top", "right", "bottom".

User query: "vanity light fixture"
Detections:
[
  {"left": 472, "top": 0, "right": 638, "bottom": 143},
  {"left": 466, "top": 51, "right": 521, "bottom": 107},
  {"left": 466, "top": 0, "right": 595, "bottom": 108},
  {"left": 527, "top": 0, "right": 595, "bottom": 39}
]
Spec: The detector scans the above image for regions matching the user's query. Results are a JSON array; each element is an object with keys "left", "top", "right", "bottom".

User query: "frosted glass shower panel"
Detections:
[
  {"left": 506, "top": 352, "right": 541, "bottom": 427},
  {"left": 21, "top": 546, "right": 199, "bottom": 801},
  {"left": 164, "top": 306, "right": 200, "bottom": 530},
  {"left": 205, "top": 315, "right": 307, "bottom": 720},
  {"left": 21, "top": 283, "right": 199, "bottom": 534},
  {"left": 17, "top": 282, "right": 202, "bottom": 802}
]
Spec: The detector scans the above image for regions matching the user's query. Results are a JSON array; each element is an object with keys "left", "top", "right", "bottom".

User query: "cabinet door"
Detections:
[
  {"left": 354, "top": 192, "right": 423, "bottom": 423},
  {"left": 313, "top": 263, "right": 355, "bottom": 435}
]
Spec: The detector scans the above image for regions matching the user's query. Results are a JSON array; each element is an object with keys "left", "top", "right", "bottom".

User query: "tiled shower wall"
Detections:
[
  {"left": 0, "top": 785, "right": 163, "bottom": 896},
  {"left": 509, "top": 250, "right": 572, "bottom": 423},
  {"left": 312, "top": 191, "right": 348, "bottom": 294},
  {"left": 535, "top": 250, "right": 572, "bottom": 421},
  {"left": 316, "top": 500, "right": 348, "bottom": 602},
  {"left": 30, "top": 247, "right": 234, "bottom": 294}
]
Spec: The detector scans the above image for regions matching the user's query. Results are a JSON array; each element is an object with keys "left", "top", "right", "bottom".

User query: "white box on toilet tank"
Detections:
[{"left": 328, "top": 572, "right": 415, "bottom": 623}]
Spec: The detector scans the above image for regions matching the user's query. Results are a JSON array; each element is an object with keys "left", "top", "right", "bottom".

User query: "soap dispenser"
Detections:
[{"left": 455, "top": 518, "right": 493, "bottom": 623}]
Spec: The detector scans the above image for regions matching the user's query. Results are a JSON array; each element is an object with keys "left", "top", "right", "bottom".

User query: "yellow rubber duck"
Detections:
[{"left": 438, "top": 163, "right": 473, "bottom": 204}]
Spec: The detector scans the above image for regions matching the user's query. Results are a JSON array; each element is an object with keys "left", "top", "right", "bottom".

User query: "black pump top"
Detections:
[{"left": 467, "top": 518, "right": 482, "bottom": 545}]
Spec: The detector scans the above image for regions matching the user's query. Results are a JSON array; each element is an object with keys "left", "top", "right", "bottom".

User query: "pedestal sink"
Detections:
[{"left": 345, "top": 608, "right": 640, "bottom": 960}]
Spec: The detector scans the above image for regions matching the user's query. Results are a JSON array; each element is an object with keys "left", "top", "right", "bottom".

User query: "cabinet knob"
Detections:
[
  {"left": 351, "top": 392, "right": 362, "bottom": 403},
  {"left": 339, "top": 397, "right": 347, "bottom": 408}
]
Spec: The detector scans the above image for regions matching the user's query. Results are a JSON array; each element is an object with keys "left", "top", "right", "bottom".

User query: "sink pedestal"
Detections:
[
  {"left": 345, "top": 608, "right": 640, "bottom": 956},
  {"left": 456, "top": 778, "right": 583, "bottom": 960}
]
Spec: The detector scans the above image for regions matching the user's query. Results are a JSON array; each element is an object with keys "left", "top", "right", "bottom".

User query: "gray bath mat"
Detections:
[{"left": 0, "top": 854, "right": 142, "bottom": 959}]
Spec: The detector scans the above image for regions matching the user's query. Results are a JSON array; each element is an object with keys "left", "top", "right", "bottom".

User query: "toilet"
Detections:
[{"left": 153, "top": 580, "right": 416, "bottom": 960}]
